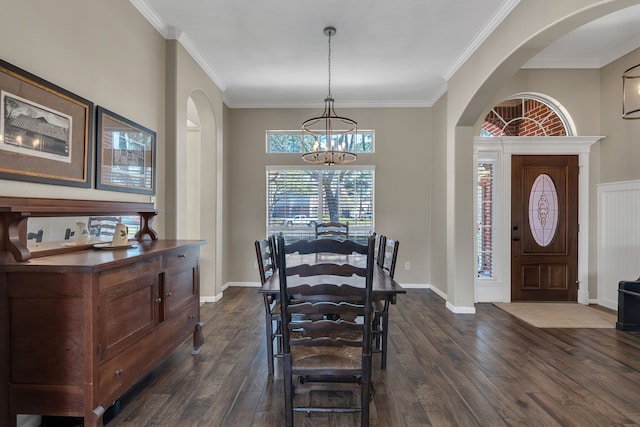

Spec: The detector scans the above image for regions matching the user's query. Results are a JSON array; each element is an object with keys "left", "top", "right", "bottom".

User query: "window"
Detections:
[
  {"left": 267, "top": 130, "right": 374, "bottom": 153},
  {"left": 477, "top": 161, "right": 494, "bottom": 278},
  {"left": 266, "top": 166, "right": 374, "bottom": 243},
  {"left": 481, "top": 94, "right": 573, "bottom": 137}
]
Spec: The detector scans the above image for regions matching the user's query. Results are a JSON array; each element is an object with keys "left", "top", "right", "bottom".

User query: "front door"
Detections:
[{"left": 511, "top": 155, "right": 578, "bottom": 301}]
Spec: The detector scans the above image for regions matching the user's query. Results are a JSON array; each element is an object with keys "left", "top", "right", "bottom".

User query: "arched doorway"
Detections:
[
  {"left": 444, "top": 1, "right": 631, "bottom": 313},
  {"left": 474, "top": 93, "right": 600, "bottom": 304},
  {"left": 179, "top": 90, "right": 219, "bottom": 300},
  {"left": 184, "top": 96, "right": 201, "bottom": 240}
]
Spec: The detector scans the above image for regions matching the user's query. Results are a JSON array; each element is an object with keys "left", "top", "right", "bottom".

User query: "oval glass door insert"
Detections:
[{"left": 528, "top": 173, "right": 558, "bottom": 247}]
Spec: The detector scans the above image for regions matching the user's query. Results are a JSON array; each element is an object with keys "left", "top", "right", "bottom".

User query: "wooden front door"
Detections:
[{"left": 511, "top": 155, "right": 578, "bottom": 301}]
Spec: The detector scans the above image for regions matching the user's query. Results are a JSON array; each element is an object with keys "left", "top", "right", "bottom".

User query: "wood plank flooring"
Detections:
[{"left": 99, "top": 286, "right": 640, "bottom": 426}]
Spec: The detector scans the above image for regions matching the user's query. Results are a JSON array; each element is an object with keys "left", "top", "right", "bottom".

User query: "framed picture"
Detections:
[
  {"left": 96, "top": 106, "right": 156, "bottom": 195},
  {"left": 0, "top": 59, "right": 93, "bottom": 187}
]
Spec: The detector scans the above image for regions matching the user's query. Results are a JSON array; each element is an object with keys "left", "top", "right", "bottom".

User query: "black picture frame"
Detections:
[
  {"left": 96, "top": 106, "right": 156, "bottom": 195},
  {"left": 0, "top": 59, "right": 93, "bottom": 187}
]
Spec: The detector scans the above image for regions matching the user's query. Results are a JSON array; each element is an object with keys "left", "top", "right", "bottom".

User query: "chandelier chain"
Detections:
[{"left": 327, "top": 31, "right": 332, "bottom": 98}]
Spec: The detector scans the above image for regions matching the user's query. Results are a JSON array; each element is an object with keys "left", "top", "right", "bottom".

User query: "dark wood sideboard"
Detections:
[{"left": 0, "top": 197, "right": 205, "bottom": 427}]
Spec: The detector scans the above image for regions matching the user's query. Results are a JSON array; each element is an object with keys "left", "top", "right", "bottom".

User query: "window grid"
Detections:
[
  {"left": 266, "top": 130, "right": 375, "bottom": 153},
  {"left": 477, "top": 162, "right": 494, "bottom": 278},
  {"left": 267, "top": 168, "right": 374, "bottom": 244}
]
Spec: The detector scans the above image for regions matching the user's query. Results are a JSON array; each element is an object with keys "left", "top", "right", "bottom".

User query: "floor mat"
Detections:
[{"left": 493, "top": 302, "right": 616, "bottom": 328}]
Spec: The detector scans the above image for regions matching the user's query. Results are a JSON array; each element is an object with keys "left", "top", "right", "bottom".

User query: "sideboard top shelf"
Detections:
[
  {"left": 0, "top": 196, "right": 157, "bottom": 216},
  {"left": 0, "top": 196, "right": 159, "bottom": 262}
]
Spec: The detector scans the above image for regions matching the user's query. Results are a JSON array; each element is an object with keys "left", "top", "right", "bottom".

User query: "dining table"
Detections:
[
  {"left": 259, "top": 251, "right": 405, "bottom": 370},
  {"left": 259, "top": 252, "right": 405, "bottom": 302}
]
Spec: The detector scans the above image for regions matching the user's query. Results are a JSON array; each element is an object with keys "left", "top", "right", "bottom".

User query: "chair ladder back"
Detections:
[
  {"left": 255, "top": 238, "right": 280, "bottom": 376},
  {"left": 315, "top": 221, "right": 349, "bottom": 240},
  {"left": 374, "top": 234, "right": 385, "bottom": 267},
  {"left": 254, "top": 239, "right": 276, "bottom": 284},
  {"left": 88, "top": 216, "right": 122, "bottom": 237},
  {"left": 381, "top": 238, "right": 399, "bottom": 279},
  {"left": 284, "top": 238, "right": 367, "bottom": 255}
]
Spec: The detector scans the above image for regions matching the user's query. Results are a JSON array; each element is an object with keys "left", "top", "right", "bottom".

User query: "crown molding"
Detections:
[
  {"left": 442, "top": 0, "right": 521, "bottom": 81},
  {"left": 130, "top": 0, "right": 226, "bottom": 91}
]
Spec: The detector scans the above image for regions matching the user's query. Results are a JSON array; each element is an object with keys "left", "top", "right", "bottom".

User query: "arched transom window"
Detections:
[{"left": 481, "top": 94, "right": 573, "bottom": 137}]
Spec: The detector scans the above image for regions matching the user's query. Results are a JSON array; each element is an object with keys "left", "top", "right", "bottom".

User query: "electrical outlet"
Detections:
[{"left": 405, "top": 261, "right": 411, "bottom": 270}]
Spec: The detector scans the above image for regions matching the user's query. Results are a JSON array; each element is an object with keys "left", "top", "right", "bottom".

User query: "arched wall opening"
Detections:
[
  {"left": 444, "top": 0, "right": 634, "bottom": 312},
  {"left": 181, "top": 89, "right": 218, "bottom": 300}
]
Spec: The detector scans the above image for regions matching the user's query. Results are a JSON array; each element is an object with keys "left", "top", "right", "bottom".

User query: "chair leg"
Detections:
[
  {"left": 361, "top": 355, "right": 372, "bottom": 427},
  {"left": 265, "top": 312, "right": 274, "bottom": 376},
  {"left": 274, "top": 318, "right": 281, "bottom": 353},
  {"left": 381, "top": 310, "right": 389, "bottom": 369},
  {"left": 283, "top": 354, "right": 294, "bottom": 427},
  {"left": 372, "top": 312, "right": 381, "bottom": 352}
]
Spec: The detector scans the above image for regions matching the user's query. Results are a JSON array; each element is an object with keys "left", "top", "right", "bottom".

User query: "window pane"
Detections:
[
  {"left": 477, "top": 162, "right": 493, "bottom": 278},
  {"left": 267, "top": 168, "right": 374, "bottom": 243},
  {"left": 267, "top": 130, "right": 374, "bottom": 153},
  {"left": 528, "top": 173, "right": 558, "bottom": 247}
]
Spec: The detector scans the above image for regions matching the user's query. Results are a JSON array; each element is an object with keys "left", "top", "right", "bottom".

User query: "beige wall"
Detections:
[
  {"left": 167, "top": 42, "right": 225, "bottom": 299},
  {"left": 475, "top": 69, "right": 602, "bottom": 136},
  {"left": 227, "top": 107, "right": 431, "bottom": 286},
  {"left": 600, "top": 47, "right": 640, "bottom": 184},
  {"left": 430, "top": 94, "right": 448, "bottom": 294},
  {"left": 0, "top": 0, "right": 166, "bottom": 226}
]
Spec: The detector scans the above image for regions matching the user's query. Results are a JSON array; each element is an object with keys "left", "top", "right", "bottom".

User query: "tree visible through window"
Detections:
[
  {"left": 266, "top": 167, "right": 374, "bottom": 243},
  {"left": 267, "top": 130, "right": 374, "bottom": 153}
]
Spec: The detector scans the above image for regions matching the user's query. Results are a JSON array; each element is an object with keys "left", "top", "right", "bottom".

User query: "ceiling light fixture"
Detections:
[
  {"left": 302, "top": 26, "right": 357, "bottom": 165},
  {"left": 623, "top": 63, "right": 640, "bottom": 119}
]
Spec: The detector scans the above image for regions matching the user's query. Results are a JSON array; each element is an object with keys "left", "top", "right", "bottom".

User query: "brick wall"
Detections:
[{"left": 481, "top": 98, "right": 567, "bottom": 136}]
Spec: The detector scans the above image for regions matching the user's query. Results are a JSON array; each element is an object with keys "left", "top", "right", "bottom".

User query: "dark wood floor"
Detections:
[{"left": 102, "top": 286, "right": 640, "bottom": 426}]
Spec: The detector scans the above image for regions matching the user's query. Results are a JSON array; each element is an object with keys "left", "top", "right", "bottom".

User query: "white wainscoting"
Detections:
[{"left": 597, "top": 180, "right": 640, "bottom": 310}]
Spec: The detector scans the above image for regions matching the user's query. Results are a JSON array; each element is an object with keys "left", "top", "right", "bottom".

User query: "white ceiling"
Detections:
[{"left": 132, "top": 0, "right": 640, "bottom": 108}]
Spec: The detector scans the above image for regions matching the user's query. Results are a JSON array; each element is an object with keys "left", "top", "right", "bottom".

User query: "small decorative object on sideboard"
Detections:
[
  {"left": 74, "top": 221, "right": 91, "bottom": 245},
  {"left": 112, "top": 223, "right": 129, "bottom": 246}
]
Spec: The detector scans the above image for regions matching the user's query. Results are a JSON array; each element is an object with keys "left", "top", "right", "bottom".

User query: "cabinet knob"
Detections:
[
  {"left": 189, "top": 315, "right": 196, "bottom": 319},
  {"left": 155, "top": 297, "right": 162, "bottom": 303},
  {"left": 166, "top": 291, "right": 172, "bottom": 297},
  {"left": 178, "top": 254, "right": 186, "bottom": 259},
  {"left": 115, "top": 369, "right": 124, "bottom": 376}
]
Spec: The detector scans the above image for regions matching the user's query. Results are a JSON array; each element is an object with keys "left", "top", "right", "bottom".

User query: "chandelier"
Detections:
[
  {"left": 623, "top": 63, "right": 640, "bottom": 119},
  {"left": 302, "top": 27, "right": 357, "bottom": 165}
]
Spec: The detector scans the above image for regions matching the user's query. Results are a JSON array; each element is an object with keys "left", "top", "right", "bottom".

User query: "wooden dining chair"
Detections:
[
  {"left": 381, "top": 238, "right": 399, "bottom": 279},
  {"left": 277, "top": 234, "right": 375, "bottom": 427},
  {"left": 374, "top": 237, "right": 399, "bottom": 369},
  {"left": 255, "top": 238, "right": 281, "bottom": 376},
  {"left": 88, "top": 216, "right": 122, "bottom": 238},
  {"left": 315, "top": 221, "right": 349, "bottom": 240},
  {"left": 27, "top": 229, "right": 44, "bottom": 243},
  {"left": 373, "top": 233, "right": 384, "bottom": 267}
]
